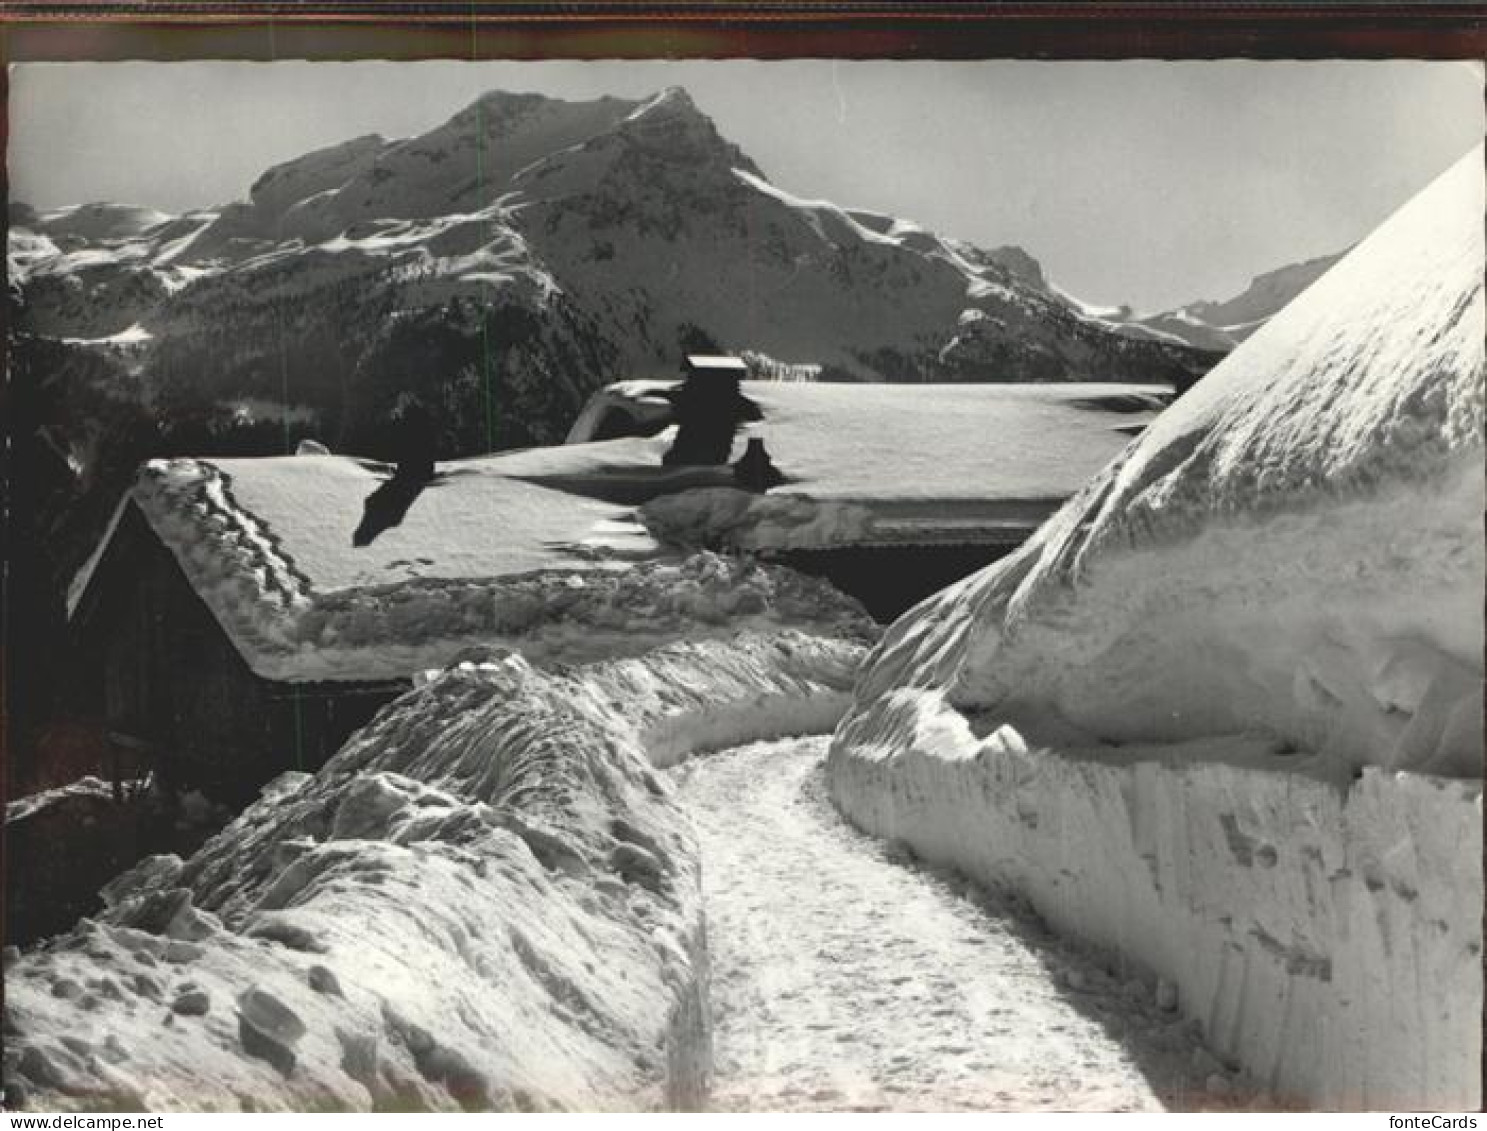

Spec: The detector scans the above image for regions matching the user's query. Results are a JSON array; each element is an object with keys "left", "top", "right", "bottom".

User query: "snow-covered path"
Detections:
[{"left": 672, "top": 737, "right": 1206, "bottom": 1112}]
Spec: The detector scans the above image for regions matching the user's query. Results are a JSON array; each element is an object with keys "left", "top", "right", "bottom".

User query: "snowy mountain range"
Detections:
[
  {"left": 11, "top": 87, "right": 1226, "bottom": 460},
  {"left": 1080, "top": 250, "right": 1349, "bottom": 352}
]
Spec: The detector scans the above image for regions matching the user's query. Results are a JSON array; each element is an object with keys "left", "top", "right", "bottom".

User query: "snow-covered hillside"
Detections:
[
  {"left": 827, "top": 147, "right": 1484, "bottom": 1108},
  {"left": 26, "top": 202, "right": 177, "bottom": 245},
  {"left": 5, "top": 631, "right": 868, "bottom": 1111},
  {"left": 9, "top": 86, "right": 1215, "bottom": 466}
]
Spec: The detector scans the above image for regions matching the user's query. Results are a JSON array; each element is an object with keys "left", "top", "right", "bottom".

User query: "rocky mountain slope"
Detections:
[{"left": 11, "top": 86, "right": 1217, "bottom": 467}]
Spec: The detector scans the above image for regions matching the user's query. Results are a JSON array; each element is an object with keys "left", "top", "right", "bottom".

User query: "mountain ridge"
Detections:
[
  {"left": 1067, "top": 248, "right": 1349, "bottom": 352},
  {"left": 11, "top": 84, "right": 1220, "bottom": 468}
]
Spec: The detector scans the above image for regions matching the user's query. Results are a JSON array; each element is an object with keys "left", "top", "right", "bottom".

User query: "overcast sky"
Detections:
[{"left": 9, "top": 59, "right": 1481, "bottom": 311}]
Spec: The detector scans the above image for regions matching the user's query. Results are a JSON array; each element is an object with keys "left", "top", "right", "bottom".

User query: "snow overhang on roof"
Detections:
[
  {"left": 685, "top": 354, "right": 748, "bottom": 372},
  {"left": 72, "top": 452, "right": 871, "bottom": 685}
]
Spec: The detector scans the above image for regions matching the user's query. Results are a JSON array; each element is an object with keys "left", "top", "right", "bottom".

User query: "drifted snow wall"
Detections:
[
  {"left": 590, "top": 632, "right": 863, "bottom": 768},
  {"left": 851, "top": 148, "right": 1485, "bottom": 780},
  {"left": 5, "top": 632, "right": 866, "bottom": 1112},
  {"left": 828, "top": 149, "right": 1485, "bottom": 1110},
  {"left": 828, "top": 692, "right": 1483, "bottom": 1109}
]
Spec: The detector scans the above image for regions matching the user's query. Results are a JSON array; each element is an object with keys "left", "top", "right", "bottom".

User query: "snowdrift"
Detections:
[
  {"left": 831, "top": 700, "right": 1482, "bottom": 1109},
  {"left": 829, "top": 148, "right": 1484, "bottom": 1108},
  {"left": 6, "top": 631, "right": 867, "bottom": 1112},
  {"left": 848, "top": 147, "right": 1485, "bottom": 778}
]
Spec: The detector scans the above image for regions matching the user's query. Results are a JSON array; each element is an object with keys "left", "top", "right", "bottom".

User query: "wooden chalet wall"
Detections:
[
  {"left": 70, "top": 504, "right": 405, "bottom": 806},
  {"left": 776, "top": 542, "right": 1024, "bottom": 623}
]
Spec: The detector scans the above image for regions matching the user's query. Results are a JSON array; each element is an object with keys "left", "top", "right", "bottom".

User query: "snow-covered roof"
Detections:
[
  {"left": 74, "top": 381, "right": 1158, "bottom": 682},
  {"left": 685, "top": 354, "right": 747, "bottom": 372},
  {"left": 79, "top": 453, "right": 871, "bottom": 684},
  {"left": 174, "top": 454, "right": 648, "bottom": 594},
  {"left": 520, "top": 381, "right": 1166, "bottom": 547},
  {"left": 743, "top": 382, "right": 1161, "bottom": 502}
]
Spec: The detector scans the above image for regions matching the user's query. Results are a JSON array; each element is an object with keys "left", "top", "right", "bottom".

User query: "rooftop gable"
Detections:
[{"left": 685, "top": 354, "right": 749, "bottom": 373}]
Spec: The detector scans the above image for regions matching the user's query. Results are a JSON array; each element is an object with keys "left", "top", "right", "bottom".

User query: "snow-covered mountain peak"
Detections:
[
  {"left": 609, "top": 86, "right": 760, "bottom": 174},
  {"left": 1071, "top": 245, "right": 1352, "bottom": 352},
  {"left": 182, "top": 91, "right": 655, "bottom": 249},
  {"left": 627, "top": 84, "right": 698, "bottom": 119},
  {"left": 1183, "top": 249, "right": 1349, "bottom": 329},
  {"left": 247, "top": 133, "right": 387, "bottom": 214},
  {"left": 983, "top": 244, "right": 1048, "bottom": 292},
  {"left": 435, "top": 88, "right": 640, "bottom": 147},
  {"left": 358, "top": 91, "right": 641, "bottom": 214},
  {"left": 459, "top": 86, "right": 631, "bottom": 121}
]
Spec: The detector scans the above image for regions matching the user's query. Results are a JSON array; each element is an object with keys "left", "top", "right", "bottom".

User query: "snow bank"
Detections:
[
  {"left": 5, "top": 630, "right": 869, "bottom": 1112},
  {"left": 578, "top": 631, "right": 866, "bottom": 769},
  {"left": 828, "top": 148, "right": 1485, "bottom": 1109},
  {"left": 291, "top": 553, "right": 872, "bottom": 683},
  {"left": 829, "top": 693, "right": 1482, "bottom": 1109},
  {"left": 640, "top": 487, "right": 875, "bottom": 553},
  {"left": 850, "top": 147, "right": 1485, "bottom": 779}
]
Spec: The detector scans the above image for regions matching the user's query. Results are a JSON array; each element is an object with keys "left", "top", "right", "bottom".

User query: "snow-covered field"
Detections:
[
  {"left": 4, "top": 632, "right": 867, "bottom": 1111},
  {"left": 827, "top": 148, "right": 1485, "bottom": 1108}
]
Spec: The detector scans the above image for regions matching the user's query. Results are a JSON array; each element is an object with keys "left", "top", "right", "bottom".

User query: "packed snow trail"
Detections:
[{"left": 672, "top": 737, "right": 1213, "bottom": 1112}]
